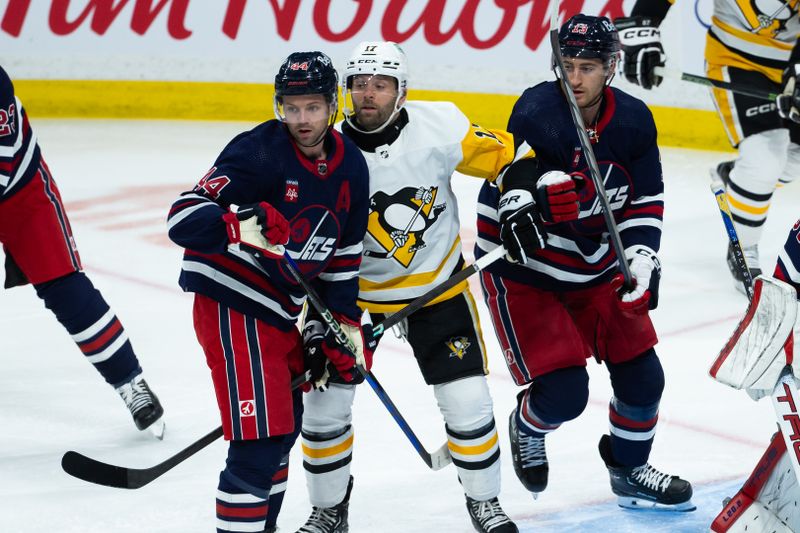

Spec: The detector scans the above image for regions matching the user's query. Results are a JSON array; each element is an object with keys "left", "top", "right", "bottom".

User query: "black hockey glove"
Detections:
[
  {"left": 777, "top": 63, "right": 800, "bottom": 123},
  {"left": 302, "top": 317, "right": 329, "bottom": 391},
  {"left": 498, "top": 188, "right": 547, "bottom": 264},
  {"left": 613, "top": 17, "right": 665, "bottom": 90}
]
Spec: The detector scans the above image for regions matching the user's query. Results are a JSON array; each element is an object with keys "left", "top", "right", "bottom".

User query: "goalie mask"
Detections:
[
  {"left": 342, "top": 41, "right": 409, "bottom": 134},
  {"left": 557, "top": 14, "right": 620, "bottom": 86},
  {"left": 274, "top": 51, "right": 339, "bottom": 129}
]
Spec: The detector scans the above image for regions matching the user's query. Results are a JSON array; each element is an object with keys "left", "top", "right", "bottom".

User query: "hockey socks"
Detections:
[
  {"left": 34, "top": 271, "right": 141, "bottom": 387},
  {"left": 302, "top": 425, "right": 354, "bottom": 508},
  {"left": 216, "top": 470, "right": 269, "bottom": 533}
]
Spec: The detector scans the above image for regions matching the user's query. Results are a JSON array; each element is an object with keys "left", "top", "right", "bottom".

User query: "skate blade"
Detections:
[
  {"left": 147, "top": 419, "right": 166, "bottom": 440},
  {"left": 617, "top": 496, "right": 696, "bottom": 512}
]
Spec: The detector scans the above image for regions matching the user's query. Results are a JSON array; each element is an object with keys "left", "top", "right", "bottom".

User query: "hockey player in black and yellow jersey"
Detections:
[
  {"left": 295, "top": 41, "right": 523, "bottom": 533},
  {"left": 615, "top": 0, "right": 800, "bottom": 293}
]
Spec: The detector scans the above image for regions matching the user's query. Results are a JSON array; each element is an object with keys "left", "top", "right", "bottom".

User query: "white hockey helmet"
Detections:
[{"left": 342, "top": 41, "right": 409, "bottom": 134}]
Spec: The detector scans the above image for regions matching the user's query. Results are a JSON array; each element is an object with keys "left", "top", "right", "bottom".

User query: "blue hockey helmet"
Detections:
[
  {"left": 274, "top": 51, "right": 338, "bottom": 125},
  {"left": 558, "top": 14, "right": 620, "bottom": 66}
]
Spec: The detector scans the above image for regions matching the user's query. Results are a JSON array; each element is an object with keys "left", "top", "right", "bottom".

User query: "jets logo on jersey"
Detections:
[
  {"left": 573, "top": 161, "right": 633, "bottom": 233},
  {"left": 446, "top": 337, "right": 470, "bottom": 359},
  {"left": 365, "top": 186, "right": 447, "bottom": 267},
  {"left": 279, "top": 205, "right": 340, "bottom": 282}
]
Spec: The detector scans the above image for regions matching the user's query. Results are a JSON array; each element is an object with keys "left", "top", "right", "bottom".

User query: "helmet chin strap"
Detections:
[{"left": 294, "top": 127, "right": 329, "bottom": 150}]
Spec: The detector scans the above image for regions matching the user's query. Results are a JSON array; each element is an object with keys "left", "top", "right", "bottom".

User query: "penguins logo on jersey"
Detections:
[
  {"left": 750, "top": 0, "right": 798, "bottom": 34},
  {"left": 365, "top": 186, "right": 446, "bottom": 267},
  {"left": 446, "top": 337, "right": 470, "bottom": 359}
]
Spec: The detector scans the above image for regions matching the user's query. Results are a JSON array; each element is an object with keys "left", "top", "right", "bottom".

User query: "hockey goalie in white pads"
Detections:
[{"left": 709, "top": 275, "right": 800, "bottom": 532}]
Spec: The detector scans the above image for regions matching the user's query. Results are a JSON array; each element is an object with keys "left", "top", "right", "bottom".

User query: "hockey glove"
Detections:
[
  {"left": 499, "top": 188, "right": 547, "bottom": 264},
  {"left": 223, "top": 202, "right": 289, "bottom": 259},
  {"left": 613, "top": 17, "right": 666, "bottom": 90},
  {"left": 320, "top": 314, "right": 376, "bottom": 383},
  {"left": 777, "top": 63, "right": 800, "bottom": 123},
  {"left": 611, "top": 246, "right": 661, "bottom": 314},
  {"left": 302, "top": 317, "right": 329, "bottom": 391},
  {"left": 535, "top": 171, "right": 580, "bottom": 223}
]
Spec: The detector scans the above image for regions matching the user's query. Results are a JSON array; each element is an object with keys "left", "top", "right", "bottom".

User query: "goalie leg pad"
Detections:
[
  {"left": 710, "top": 276, "right": 797, "bottom": 392},
  {"left": 302, "top": 384, "right": 356, "bottom": 508},
  {"left": 434, "top": 376, "right": 501, "bottom": 500},
  {"left": 711, "top": 433, "right": 799, "bottom": 532}
]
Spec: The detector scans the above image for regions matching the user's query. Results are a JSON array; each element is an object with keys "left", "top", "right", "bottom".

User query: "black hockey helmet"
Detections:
[
  {"left": 558, "top": 14, "right": 620, "bottom": 66},
  {"left": 275, "top": 51, "right": 338, "bottom": 102}
]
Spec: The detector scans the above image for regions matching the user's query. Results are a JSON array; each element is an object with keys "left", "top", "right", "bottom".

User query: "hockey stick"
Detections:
[
  {"left": 61, "top": 245, "right": 503, "bottom": 488},
  {"left": 281, "top": 252, "right": 452, "bottom": 471},
  {"left": 61, "top": 371, "right": 311, "bottom": 489},
  {"left": 654, "top": 67, "right": 779, "bottom": 102},
  {"left": 710, "top": 180, "right": 755, "bottom": 298},
  {"left": 371, "top": 244, "right": 506, "bottom": 337},
  {"left": 549, "top": 6, "right": 633, "bottom": 288},
  {"left": 708, "top": 181, "right": 800, "bottom": 487}
]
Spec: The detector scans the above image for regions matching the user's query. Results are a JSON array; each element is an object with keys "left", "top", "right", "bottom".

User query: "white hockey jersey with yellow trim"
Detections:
[
  {"left": 708, "top": 0, "right": 800, "bottom": 67},
  {"left": 337, "top": 100, "right": 517, "bottom": 313}
]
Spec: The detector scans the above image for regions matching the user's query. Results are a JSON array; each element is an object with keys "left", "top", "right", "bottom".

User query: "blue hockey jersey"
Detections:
[
  {"left": 775, "top": 218, "right": 800, "bottom": 297},
  {"left": 476, "top": 82, "right": 664, "bottom": 291},
  {"left": 0, "top": 65, "right": 41, "bottom": 201},
  {"left": 167, "top": 120, "right": 370, "bottom": 330}
]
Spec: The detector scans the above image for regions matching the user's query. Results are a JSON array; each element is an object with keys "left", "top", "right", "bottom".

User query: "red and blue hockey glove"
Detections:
[
  {"left": 223, "top": 202, "right": 289, "bottom": 259},
  {"left": 777, "top": 63, "right": 800, "bottom": 123},
  {"left": 535, "top": 171, "right": 580, "bottom": 223},
  {"left": 498, "top": 188, "right": 547, "bottom": 264},
  {"left": 612, "top": 246, "right": 661, "bottom": 314},
  {"left": 613, "top": 17, "right": 666, "bottom": 90}
]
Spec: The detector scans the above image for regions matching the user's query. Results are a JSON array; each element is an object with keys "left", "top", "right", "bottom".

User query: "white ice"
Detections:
[{"left": 1, "top": 119, "right": 797, "bottom": 532}]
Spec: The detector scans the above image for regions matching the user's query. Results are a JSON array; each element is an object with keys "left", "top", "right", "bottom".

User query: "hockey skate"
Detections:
[
  {"left": 465, "top": 496, "right": 518, "bottom": 533},
  {"left": 115, "top": 375, "right": 165, "bottom": 439},
  {"left": 296, "top": 476, "right": 353, "bottom": 533},
  {"left": 598, "top": 435, "right": 694, "bottom": 511},
  {"left": 508, "top": 395, "right": 548, "bottom": 496}
]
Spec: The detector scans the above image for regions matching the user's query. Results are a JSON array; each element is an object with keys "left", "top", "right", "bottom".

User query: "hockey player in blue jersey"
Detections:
[
  {"left": 167, "top": 51, "right": 372, "bottom": 533},
  {"left": 0, "top": 65, "right": 164, "bottom": 437},
  {"left": 474, "top": 15, "right": 694, "bottom": 511}
]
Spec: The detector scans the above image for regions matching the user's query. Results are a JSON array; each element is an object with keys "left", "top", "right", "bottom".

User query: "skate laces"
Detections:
[
  {"left": 299, "top": 506, "right": 339, "bottom": 533},
  {"left": 470, "top": 498, "right": 512, "bottom": 530},
  {"left": 631, "top": 464, "right": 673, "bottom": 493},
  {"left": 117, "top": 377, "right": 154, "bottom": 415},
  {"left": 518, "top": 431, "right": 547, "bottom": 468}
]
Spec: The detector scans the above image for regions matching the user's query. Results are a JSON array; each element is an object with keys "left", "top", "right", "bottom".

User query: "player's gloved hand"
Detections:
[
  {"left": 302, "top": 317, "right": 329, "bottom": 391},
  {"left": 611, "top": 246, "right": 662, "bottom": 314},
  {"left": 777, "top": 63, "right": 800, "bottom": 123},
  {"left": 535, "top": 171, "right": 580, "bottom": 223},
  {"left": 613, "top": 17, "right": 665, "bottom": 90},
  {"left": 498, "top": 188, "right": 547, "bottom": 263},
  {"left": 223, "top": 202, "right": 289, "bottom": 259},
  {"left": 320, "top": 313, "right": 377, "bottom": 383}
]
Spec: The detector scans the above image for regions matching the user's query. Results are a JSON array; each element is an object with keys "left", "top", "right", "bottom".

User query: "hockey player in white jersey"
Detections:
[
  {"left": 614, "top": 0, "right": 800, "bottom": 292},
  {"left": 295, "top": 41, "right": 521, "bottom": 533}
]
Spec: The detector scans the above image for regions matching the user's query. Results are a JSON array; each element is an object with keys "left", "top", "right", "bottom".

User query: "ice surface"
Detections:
[{"left": 0, "top": 119, "right": 797, "bottom": 532}]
